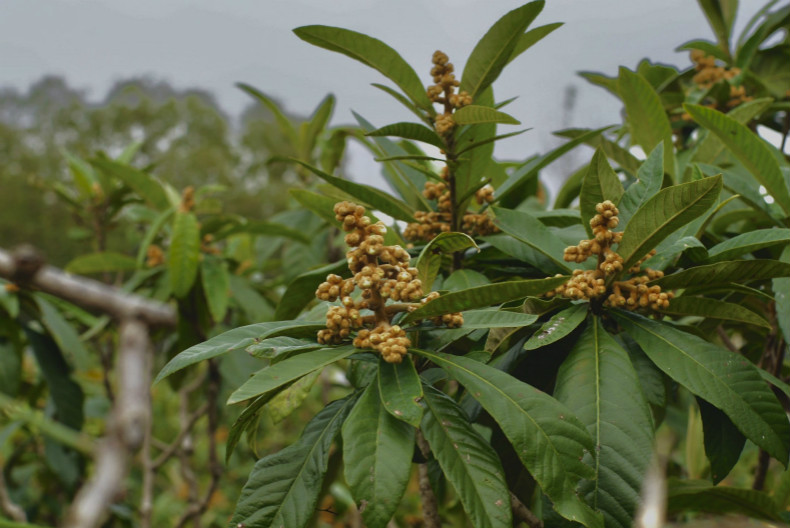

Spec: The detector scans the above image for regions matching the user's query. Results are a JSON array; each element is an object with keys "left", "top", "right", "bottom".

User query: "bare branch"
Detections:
[
  {"left": 510, "top": 492, "right": 543, "bottom": 528},
  {"left": 64, "top": 318, "right": 152, "bottom": 528},
  {"left": 0, "top": 246, "right": 176, "bottom": 327},
  {"left": 416, "top": 430, "right": 441, "bottom": 528}
]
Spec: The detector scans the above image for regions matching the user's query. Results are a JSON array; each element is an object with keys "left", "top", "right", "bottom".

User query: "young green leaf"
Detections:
[
  {"left": 411, "top": 349, "right": 602, "bottom": 528},
  {"left": 684, "top": 103, "right": 790, "bottom": 216},
  {"left": 378, "top": 356, "right": 423, "bottom": 428},
  {"left": 365, "top": 122, "right": 445, "bottom": 149},
  {"left": 613, "top": 311, "right": 790, "bottom": 465},
  {"left": 524, "top": 303, "right": 588, "bottom": 350},
  {"left": 65, "top": 252, "right": 138, "bottom": 275},
  {"left": 228, "top": 345, "right": 356, "bottom": 404},
  {"left": 225, "top": 389, "right": 286, "bottom": 463},
  {"left": 618, "top": 143, "right": 664, "bottom": 229},
  {"left": 491, "top": 206, "right": 575, "bottom": 273},
  {"left": 154, "top": 320, "right": 324, "bottom": 383},
  {"left": 269, "top": 370, "right": 321, "bottom": 424},
  {"left": 169, "top": 211, "right": 201, "bottom": 299},
  {"left": 230, "top": 394, "right": 358, "bottom": 528},
  {"left": 617, "top": 175, "right": 722, "bottom": 272},
  {"left": 293, "top": 25, "right": 432, "bottom": 112},
  {"left": 617, "top": 67, "right": 676, "bottom": 181},
  {"left": 415, "top": 232, "right": 479, "bottom": 291},
  {"left": 661, "top": 296, "right": 771, "bottom": 328},
  {"left": 704, "top": 228, "right": 790, "bottom": 263},
  {"left": 554, "top": 318, "right": 654, "bottom": 528},
  {"left": 580, "top": 148, "right": 625, "bottom": 237},
  {"left": 286, "top": 159, "right": 417, "bottom": 222},
  {"left": 421, "top": 385, "right": 512, "bottom": 528},
  {"left": 460, "top": 1, "right": 544, "bottom": 99},
  {"left": 652, "top": 259, "right": 790, "bottom": 289},
  {"left": 343, "top": 383, "right": 415, "bottom": 528},
  {"left": 200, "top": 255, "right": 230, "bottom": 323},
  {"left": 452, "top": 105, "right": 520, "bottom": 126},
  {"left": 401, "top": 276, "right": 569, "bottom": 324}
]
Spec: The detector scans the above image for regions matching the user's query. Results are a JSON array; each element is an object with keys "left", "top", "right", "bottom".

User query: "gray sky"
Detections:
[{"left": 0, "top": 0, "right": 768, "bottom": 190}]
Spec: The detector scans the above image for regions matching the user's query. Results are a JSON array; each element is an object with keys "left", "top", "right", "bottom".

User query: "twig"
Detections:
[
  {"left": 510, "top": 492, "right": 543, "bottom": 528},
  {"left": 150, "top": 402, "right": 209, "bottom": 470},
  {"left": 416, "top": 430, "right": 441, "bottom": 528},
  {"left": 716, "top": 326, "right": 738, "bottom": 353},
  {"left": 0, "top": 469, "right": 27, "bottom": 523}
]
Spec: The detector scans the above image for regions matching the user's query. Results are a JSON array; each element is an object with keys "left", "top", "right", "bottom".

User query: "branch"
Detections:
[
  {"left": 416, "top": 430, "right": 441, "bottom": 528},
  {"left": 510, "top": 492, "right": 543, "bottom": 528},
  {"left": 0, "top": 246, "right": 175, "bottom": 327},
  {"left": 63, "top": 318, "right": 152, "bottom": 528}
]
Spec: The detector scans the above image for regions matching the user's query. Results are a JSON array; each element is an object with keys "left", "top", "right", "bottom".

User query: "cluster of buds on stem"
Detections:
[
  {"left": 316, "top": 201, "right": 463, "bottom": 363},
  {"left": 428, "top": 51, "right": 471, "bottom": 137},
  {"left": 546, "top": 201, "right": 673, "bottom": 313},
  {"left": 681, "top": 50, "right": 751, "bottom": 113}
]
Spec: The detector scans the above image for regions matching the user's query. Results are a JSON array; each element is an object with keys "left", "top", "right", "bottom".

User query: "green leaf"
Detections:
[
  {"left": 246, "top": 337, "right": 323, "bottom": 359},
  {"left": 617, "top": 175, "right": 723, "bottom": 272},
  {"left": 524, "top": 303, "right": 588, "bottom": 350},
  {"left": 225, "top": 389, "right": 285, "bottom": 462},
  {"left": 452, "top": 105, "right": 520, "bottom": 126},
  {"left": 230, "top": 394, "right": 358, "bottom": 528},
  {"left": 618, "top": 143, "right": 664, "bottom": 230},
  {"left": 0, "top": 279, "right": 19, "bottom": 318},
  {"left": 168, "top": 211, "right": 201, "bottom": 299},
  {"left": 286, "top": 159, "right": 417, "bottom": 222},
  {"left": 366, "top": 122, "right": 445, "bottom": 149},
  {"left": 411, "top": 350, "right": 602, "bottom": 528},
  {"left": 491, "top": 206, "right": 575, "bottom": 273},
  {"left": 554, "top": 318, "right": 654, "bottom": 528},
  {"left": 460, "top": 1, "right": 544, "bottom": 99},
  {"left": 618, "top": 67, "right": 676, "bottom": 181},
  {"left": 65, "top": 252, "right": 138, "bottom": 275},
  {"left": 662, "top": 296, "right": 771, "bottom": 328},
  {"left": 401, "top": 276, "right": 569, "bottom": 324},
  {"left": 228, "top": 346, "right": 356, "bottom": 404},
  {"left": 507, "top": 22, "right": 564, "bottom": 64},
  {"left": 580, "top": 148, "right": 625, "bottom": 237},
  {"left": 370, "top": 83, "right": 430, "bottom": 125},
  {"left": 154, "top": 320, "right": 323, "bottom": 383},
  {"left": 652, "top": 259, "right": 790, "bottom": 289},
  {"left": 495, "top": 126, "right": 612, "bottom": 206},
  {"left": 421, "top": 385, "right": 512, "bottom": 528},
  {"left": 237, "top": 83, "right": 298, "bottom": 144},
  {"left": 268, "top": 370, "right": 321, "bottom": 424},
  {"left": 458, "top": 308, "right": 538, "bottom": 329},
  {"left": 696, "top": 0, "right": 735, "bottom": 57},
  {"left": 666, "top": 478, "right": 783, "bottom": 521},
  {"left": 36, "top": 297, "right": 91, "bottom": 371},
  {"left": 555, "top": 128, "right": 642, "bottom": 177},
  {"left": 91, "top": 158, "right": 169, "bottom": 210},
  {"left": 293, "top": 25, "right": 432, "bottom": 112},
  {"left": 774, "top": 245, "right": 790, "bottom": 345},
  {"left": 216, "top": 220, "right": 311, "bottom": 244},
  {"left": 612, "top": 311, "right": 790, "bottom": 465},
  {"left": 698, "top": 398, "right": 746, "bottom": 484},
  {"left": 290, "top": 189, "right": 340, "bottom": 225},
  {"left": 692, "top": 98, "right": 773, "bottom": 164},
  {"left": 135, "top": 208, "right": 174, "bottom": 268},
  {"left": 275, "top": 259, "right": 350, "bottom": 320},
  {"left": 676, "top": 39, "right": 729, "bottom": 60},
  {"left": 200, "top": 255, "right": 230, "bottom": 323},
  {"left": 684, "top": 103, "right": 790, "bottom": 216},
  {"left": 704, "top": 228, "right": 790, "bottom": 263},
  {"left": 303, "top": 93, "right": 335, "bottom": 155},
  {"left": 378, "top": 356, "right": 423, "bottom": 428},
  {"left": 416, "top": 232, "right": 479, "bottom": 291},
  {"left": 343, "top": 383, "right": 414, "bottom": 528}
]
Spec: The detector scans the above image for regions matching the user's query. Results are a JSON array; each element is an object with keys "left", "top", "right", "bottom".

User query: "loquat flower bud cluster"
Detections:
[
  {"left": 428, "top": 51, "right": 471, "bottom": 137},
  {"left": 316, "top": 201, "right": 463, "bottom": 363},
  {"left": 179, "top": 186, "right": 195, "bottom": 213},
  {"left": 686, "top": 50, "right": 751, "bottom": 111},
  {"left": 146, "top": 244, "right": 165, "bottom": 268},
  {"left": 546, "top": 201, "right": 672, "bottom": 315}
]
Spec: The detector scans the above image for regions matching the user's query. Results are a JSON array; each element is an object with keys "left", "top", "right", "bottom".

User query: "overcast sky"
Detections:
[{"left": 0, "top": 0, "right": 769, "bottom": 189}]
